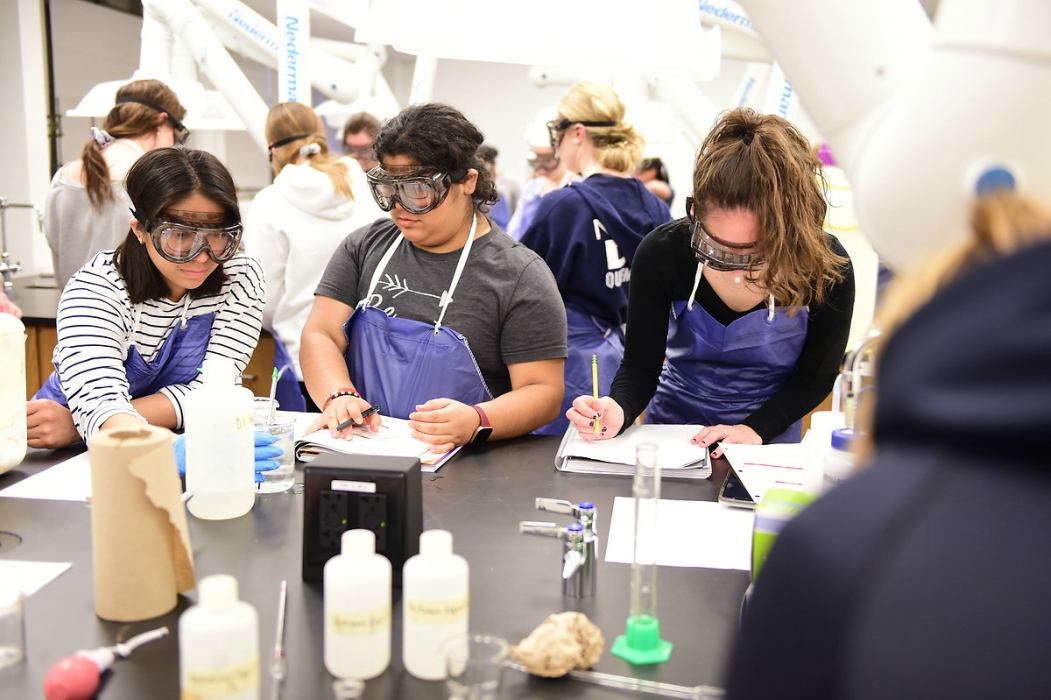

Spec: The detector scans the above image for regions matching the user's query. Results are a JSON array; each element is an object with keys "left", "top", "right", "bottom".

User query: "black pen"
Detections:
[{"left": 336, "top": 404, "right": 381, "bottom": 432}]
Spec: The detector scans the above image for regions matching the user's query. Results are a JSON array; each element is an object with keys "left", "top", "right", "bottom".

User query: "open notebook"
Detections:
[
  {"left": 294, "top": 415, "right": 461, "bottom": 473},
  {"left": 555, "top": 424, "right": 711, "bottom": 480}
]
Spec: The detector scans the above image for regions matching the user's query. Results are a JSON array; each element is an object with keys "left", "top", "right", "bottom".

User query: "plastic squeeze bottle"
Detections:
[
  {"left": 179, "top": 574, "right": 259, "bottom": 700},
  {"left": 822, "top": 428, "right": 856, "bottom": 493},
  {"left": 402, "top": 529, "right": 469, "bottom": 680},
  {"left": 185, "top": 357, "right": 255, "bottom": 519},
  {"left": 0, "top": 313, "right": 27, "bottom": 474},
  {"left": 324, "top": 529, "right": 392, "bottom": 679}
]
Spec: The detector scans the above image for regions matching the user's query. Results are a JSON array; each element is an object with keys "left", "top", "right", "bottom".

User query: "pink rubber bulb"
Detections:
[{"left": 43, "top": 655, "right": 101, "bottom": 700}]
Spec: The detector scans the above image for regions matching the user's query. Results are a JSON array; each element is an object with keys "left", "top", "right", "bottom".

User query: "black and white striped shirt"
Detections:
[{"left": 54, "top": 251, "right": 265, "bottom": 437}]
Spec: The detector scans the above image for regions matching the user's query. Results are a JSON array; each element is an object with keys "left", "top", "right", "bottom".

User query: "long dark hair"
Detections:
[
  {"left": 116, "top": 148, "right": 239, "bottom": 304},
  {"left": 373, "top": 103, "right": 498, "bottom": 208},
  {"left": 81, "top": 79, "right": 186, "bottom": 210}
]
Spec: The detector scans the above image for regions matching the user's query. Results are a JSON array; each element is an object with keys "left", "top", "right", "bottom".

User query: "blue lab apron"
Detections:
[
  {"left": 534, "top": 305, "right": 623, "bottom": 436},
  {"left": 34, "top": 312, "right": 215, "bottom": 406},
  {"left": 270, "top": 335, "right": 307, "bottom": 412},
  {"left": 343, "top": 216, "right": 493, "bottom": 420},
  {"left": 645, "top": 266, "right": 809, "bottom": 443}
]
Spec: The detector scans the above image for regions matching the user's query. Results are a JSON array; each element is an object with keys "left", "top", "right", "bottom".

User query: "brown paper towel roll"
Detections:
[{"left": 89, "top": 425, "right": 195, "bottom": 621}]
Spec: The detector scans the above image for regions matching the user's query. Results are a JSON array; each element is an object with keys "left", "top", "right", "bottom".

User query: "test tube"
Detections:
[{"left": 630, "top": 442, "right": 661, "bottom": 630}]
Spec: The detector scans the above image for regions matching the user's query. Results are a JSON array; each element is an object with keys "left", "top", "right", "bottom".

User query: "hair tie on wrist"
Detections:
[{"left": 91, "top": 127, "right": 116, "bottom": 149}]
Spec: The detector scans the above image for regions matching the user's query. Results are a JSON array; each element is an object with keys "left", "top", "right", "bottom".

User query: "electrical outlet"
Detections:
[
  {"left": 358, "top": 494, "right": 388, "bottom": 551},
  {"left": 319, "top": 491, "right": 349, "bottom": 550},
  {"left": 302, "top": 455, "right": 423, "bottom": 584}
]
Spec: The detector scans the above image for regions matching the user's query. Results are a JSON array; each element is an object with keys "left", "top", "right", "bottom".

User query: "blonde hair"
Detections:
[
  {"left": 80, "top": 79, "right": 186, "bottom": 210},
  {"left": 557, "top": 81, "right": 645, "bottom": 174},
  {"left": 854, "top": 190, "right": 1051, "bottom": 463},
  {"left": 265, "top": 102, "right": 352, "bottom": 200},
  {"left": 691, "top": 107, "right": 847, "bottom": 310}
]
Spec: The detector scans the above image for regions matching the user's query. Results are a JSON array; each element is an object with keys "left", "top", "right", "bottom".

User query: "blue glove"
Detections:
[
  {"left": 253, "top": 431, "right": 283, "bottom": 483},
  {"left": 173, "top": 432, "right": 283, "bottom": 483}
]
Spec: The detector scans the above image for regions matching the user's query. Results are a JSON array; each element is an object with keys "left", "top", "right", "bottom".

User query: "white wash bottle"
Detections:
[
  {"left": 185, "top": 357, "right": 255, "bottom": 520},
  {"left": 179, "top": 574, "right": 259, "bottom": 700},
  {"left": 324, "top": 529, "right": 392, "bottom": 679},
  {"left": 402, "top": 529, "right": 469, "bottom": 680}
]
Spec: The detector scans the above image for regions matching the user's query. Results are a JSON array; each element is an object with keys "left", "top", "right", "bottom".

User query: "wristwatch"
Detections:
[{"left": 469, "top": 405, "right": 493, "bottom": 445}]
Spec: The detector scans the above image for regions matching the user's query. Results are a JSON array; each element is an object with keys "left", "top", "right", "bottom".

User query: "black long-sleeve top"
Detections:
[{"left": 609, "top": 220, "right": 855, "bottom": 443}]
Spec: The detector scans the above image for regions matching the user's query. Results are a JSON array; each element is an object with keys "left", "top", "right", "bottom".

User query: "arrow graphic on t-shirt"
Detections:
[{"left": 379, "top": 274, "right": 442, "bottom": 300}]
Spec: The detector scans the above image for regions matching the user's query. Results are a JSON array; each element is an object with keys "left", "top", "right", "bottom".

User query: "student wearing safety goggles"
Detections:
[
  {"left": 566, "top": 107, "right": 855, "bottom": 457},
  {"left": 301, "top": 103, "right": 567, "bottom": 452},
  {"left": 27, "top": 148, "right": 270, "bottom": 465},
  {"left": 43, "top": 79, "right": 189, "bottom": 289},
  {"left": 520, "top": 81, "right": 673, "bottom": 437},
  {"left": 506, "top": 106, "right": 578, "bottom": 241}
]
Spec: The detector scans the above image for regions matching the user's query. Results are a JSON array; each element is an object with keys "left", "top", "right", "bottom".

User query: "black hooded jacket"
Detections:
[{"left": 725, "top": 240, "right": 1051, "bottom": 699}]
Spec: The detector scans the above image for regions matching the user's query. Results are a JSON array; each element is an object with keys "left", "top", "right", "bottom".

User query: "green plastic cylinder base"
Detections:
[{"left": 610, "top": 614, "right": 674, "bottom": 664}]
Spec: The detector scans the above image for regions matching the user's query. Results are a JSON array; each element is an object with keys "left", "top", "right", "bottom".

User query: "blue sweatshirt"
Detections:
[{"left": 520, "top": 174, "right": 672, "bottom": 327}]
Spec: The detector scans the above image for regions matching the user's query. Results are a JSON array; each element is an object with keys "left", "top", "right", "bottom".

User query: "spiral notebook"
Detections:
[
  {"left": 294, "top": 415, "right": 461, "bottom": 473},
  {"left": 555, "top": 424, "right": 711, "bottom": 480}
]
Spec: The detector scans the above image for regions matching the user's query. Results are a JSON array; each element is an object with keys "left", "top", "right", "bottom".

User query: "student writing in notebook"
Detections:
[
  {"left": 566, "top": 108, "right": 855, "bottom": 458},
  {"left": 299, "top": 104, "right": 567, "bottom": 453}
]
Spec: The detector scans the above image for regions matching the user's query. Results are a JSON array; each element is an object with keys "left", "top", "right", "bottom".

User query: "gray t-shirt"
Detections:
[{"left": 316, "top": 218, "right": 567, "bottom": 397}]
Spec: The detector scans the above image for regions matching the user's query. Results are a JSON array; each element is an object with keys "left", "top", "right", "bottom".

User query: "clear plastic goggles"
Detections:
[
  {"left": 527, "top": 153, "right": 559, "bottom": 172},
  {"left": 686, "top": 196, "right": 760, "bottom": 272},
  {"left": 136, "top": 209, "right": 242, "bottom": 264},
  {"left": 366, "top": 167, "right": 468, "bottom": 215}
]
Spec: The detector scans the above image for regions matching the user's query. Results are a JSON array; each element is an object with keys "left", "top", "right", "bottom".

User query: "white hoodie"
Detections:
[{"left": 244, "top": 156, "right": 384, "bottom": 379}]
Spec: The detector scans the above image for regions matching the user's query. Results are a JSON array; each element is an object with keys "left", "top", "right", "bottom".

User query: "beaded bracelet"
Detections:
[{"left": 322, "top": 388, "right": 361, "bottom": 412}]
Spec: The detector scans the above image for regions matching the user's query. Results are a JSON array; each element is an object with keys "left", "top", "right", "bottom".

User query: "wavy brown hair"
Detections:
[
  {"left": 691, "top": 107, "right": 846, "bottom": 309},
  {"left": 80, "top": 79, "right": 186, "bottom": 210},
  {"left": 558, "top": 81, "right": 645, "bottom": 174},
  {"left": 853, "top": 190, "right": 1051, "bottom": 464},
  {"left": 266, "top": 102, "right": 353, "bottom": 200}
]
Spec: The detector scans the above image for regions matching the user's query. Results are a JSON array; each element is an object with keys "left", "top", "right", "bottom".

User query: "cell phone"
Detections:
[{"left": 718, "top": 467, "right": 756, "bottom": 509}]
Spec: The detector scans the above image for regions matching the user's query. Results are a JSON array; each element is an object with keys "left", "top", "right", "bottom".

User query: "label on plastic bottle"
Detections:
[
  {"left": 181, "top": 656, "right": 259, "bottom": 698},
  {"left": 330, "top": 605, "right": 391, "bottom": 637},
  {"left": 231, "top": 411, "right": 253, "bottom": 433},
  {"left": 405, "top": 595, "right": 469, "bottom": 625}
]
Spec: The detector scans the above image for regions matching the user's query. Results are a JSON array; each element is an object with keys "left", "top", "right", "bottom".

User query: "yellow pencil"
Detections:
[{"left": 592, "top": 354, "right": 601, "bottom": 436}]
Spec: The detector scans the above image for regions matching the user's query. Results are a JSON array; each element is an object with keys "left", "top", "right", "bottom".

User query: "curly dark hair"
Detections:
[{"left": 373, "top": 103, "right": 498, "bottom": 208}]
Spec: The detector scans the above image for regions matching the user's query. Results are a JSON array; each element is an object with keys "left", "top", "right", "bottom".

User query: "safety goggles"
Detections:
[
  {"left": 115, "top": 95, "right": 191, "bottom": 144},
  {"left": 527, "top": 153, "right": 560, "bottom": 172},
  {"left": 545, "top": 118, "right": 616, "bottom": 149},
  {"left": 366, "top": 167, "right": 468, "bottom": 215},
  {"left": 134, "top": 209, "right": 242, "bottom": 264},
  {"left": 686, "top": 196, "right": 761, "bottom": 272}
]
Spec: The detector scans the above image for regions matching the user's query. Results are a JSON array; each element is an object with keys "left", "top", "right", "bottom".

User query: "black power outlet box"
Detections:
[{"left": 301, "top": 453, "right": 423, "bottom": 584}]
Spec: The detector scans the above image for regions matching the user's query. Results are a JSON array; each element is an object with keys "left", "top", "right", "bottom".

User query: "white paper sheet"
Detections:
[
  {"left": 719, "top": 443, "right": 823, "bottom": 503},
  {"left": 604, "top": 497, "right": 754, "bottom": 571},
  {"left": 560, "top": 424, "right": 709, "bottom": 471},
  {"left": 0, "top": 451, "right": 92, "bottom": 501},
  {"left": 0, "top": 560, "right": 72, "bottom": 596}
]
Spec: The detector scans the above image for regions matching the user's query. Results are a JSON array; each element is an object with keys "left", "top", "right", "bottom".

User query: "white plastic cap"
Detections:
[
  {"left": 198, "top": 574, "right": 239, "bottom": 610},
  {"left": 419, "top": 529, "right": 453, "bottom": 558},
  {"left": 341, "top": 529, "right": 376, "bottom": 558},
  {"left": 201, "top": 357, "right": 237, "bottom": 387}
]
